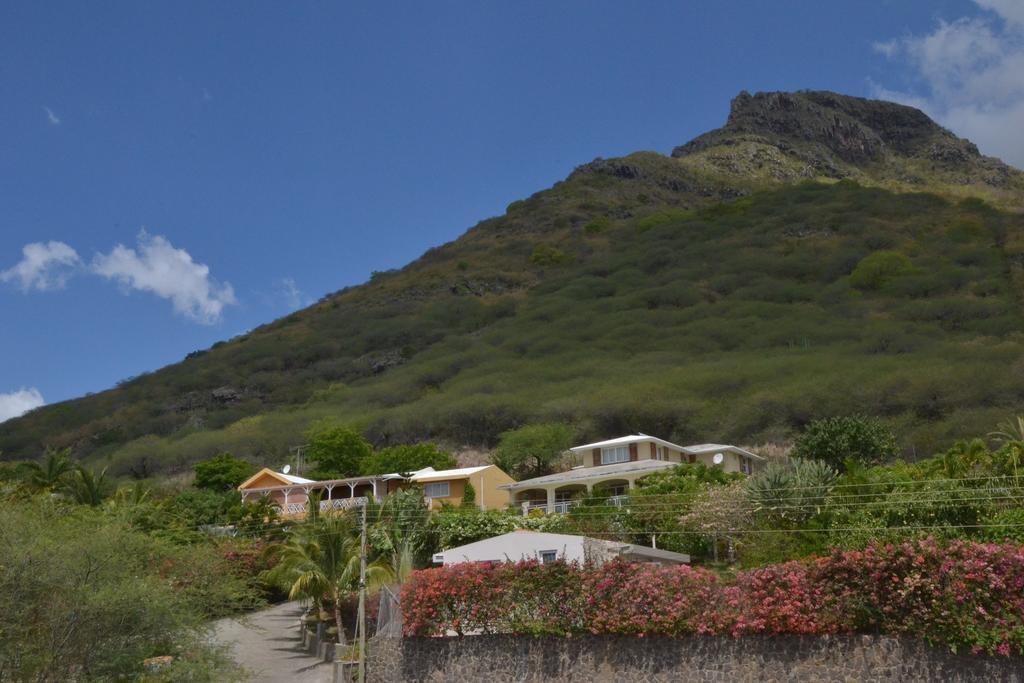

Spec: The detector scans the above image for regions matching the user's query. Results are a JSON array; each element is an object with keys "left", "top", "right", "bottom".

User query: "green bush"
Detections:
[
  {"left": 849, "top": 251, "right": 915, "bottom": 290},
  {"left": 0, "top": 500, "right": 250, "bottom": 681},
  {"left": 583, "top": 216, "right": 613, "bottom": 234},
  {"left": 529, "top": 244, "right": 573, "bottom": 266},
  {"left": 461, "top": 481, "right": 477, "bottom": 506}
]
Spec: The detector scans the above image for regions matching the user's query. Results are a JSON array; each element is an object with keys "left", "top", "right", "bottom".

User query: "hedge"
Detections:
[{"left": 401, "top": 538, "right": 1024, "bottom": 656}]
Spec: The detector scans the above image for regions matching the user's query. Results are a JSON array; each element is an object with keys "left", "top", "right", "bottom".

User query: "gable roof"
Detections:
[{"left": 237, "top": 467, "right": 316, "bottom": 490}]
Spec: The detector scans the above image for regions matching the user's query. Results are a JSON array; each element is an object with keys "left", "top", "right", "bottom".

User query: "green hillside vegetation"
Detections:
[{"left": 2, "top": 91, "right": 1023, "bottom": 476}]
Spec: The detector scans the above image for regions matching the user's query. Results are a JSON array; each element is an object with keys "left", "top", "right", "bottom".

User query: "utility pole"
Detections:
[{"left": 357, "top": 500, "right": 368, "bottom": 683}]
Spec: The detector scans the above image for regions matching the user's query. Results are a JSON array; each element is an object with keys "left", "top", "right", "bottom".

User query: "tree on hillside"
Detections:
[
  {"left": 193, "top": 452, "right": 256, "bottom": 491},
  {"left": 492, "top": 423, "right": 575, "bottom": 480},
  {"left": 360, "top": 443, "right": 456, "bottom": 476},
  {"left": 23, "top": 447, "right": 74, "bottom": 491},
  {"left": 792, "top": 415, "right": 898, "bottom": 469},
  {"left": 305, "top": 425, "right": 373, "bottom": 479}
]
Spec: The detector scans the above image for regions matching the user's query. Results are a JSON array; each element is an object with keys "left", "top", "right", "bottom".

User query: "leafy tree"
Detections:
[
  {"left": 305, "top": 425, "right": 373, "bottom": 479},
  {"left": 23, "top": 447, "right": 74, "bottom": 490},
  {"left": 193, "top": 452, "right": 256, "bottom": 491},
  {"left": 680, "top": 480, "right": 753, "bottom": 562},
  {"left": 262, "top": 513, "right": 393, "bottom": 644},
  {"left": 461, "top": 481, "right": 477, "bottom": 506},
  {"left": 621, "top": 463, "right": 742, "bottom": 554},
  {"left": 493, "top": 423, "right": 575, "bottom": 480},
  {"left": 360, "top": 443, "right": 456, "bottom": 475},
  {"left": 792, "top": 415, "right": 898, "bottom": 469}
]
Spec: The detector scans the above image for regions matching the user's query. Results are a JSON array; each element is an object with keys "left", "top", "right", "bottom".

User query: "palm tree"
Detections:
[
  {"left": 263, "top": 512, "right": 394, "bottom": 645},
  {"left": 939, "top": 439, "right": 990, "bottom": 479},
  {"left": 64, "top": 466, "right": 111, "bottom": 506},
  {"left": 369, "top": 489, "right": 428, "bottom": 584},
  {"left": 990, "top": 415, "right": 1024, "bottom": 445},
  {"left": 24, "top": 448, "right": 73, "bottom": 491},
  {"left": 989, "top": 417, "right": 1024, "bottom": 480}
]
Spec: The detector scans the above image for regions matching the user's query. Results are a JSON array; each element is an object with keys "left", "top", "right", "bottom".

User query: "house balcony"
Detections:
[
  {"left": 284, "top": 497, "right": 370, "bottom": 516},
  {"left": 502, "top": 460, "right": 677, "bottom": 516}
]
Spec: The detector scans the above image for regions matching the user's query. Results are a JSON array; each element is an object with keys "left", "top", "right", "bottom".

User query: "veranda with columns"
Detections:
[{"left": 501, "top": 459, "right": 677, "bottom": 515}]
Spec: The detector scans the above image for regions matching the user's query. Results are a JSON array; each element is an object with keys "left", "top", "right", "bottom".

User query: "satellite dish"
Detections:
[
  {"left": 712, "top": 453, "right": 724, "bottom": 465},
  {"left": 282, "top": 464, "right": 291, "bottom": 474}
]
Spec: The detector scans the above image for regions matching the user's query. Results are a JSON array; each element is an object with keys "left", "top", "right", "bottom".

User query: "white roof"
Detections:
[
  {"left": 501, "top": 459, "right": 675, "bottom": 490},
  {"left": 436, "top": 531, "right": 689, "bottom": 565},
  {"left": 684, "top": 443, "right": 764, "bottom": 460},
  {"left": 409, "top": 465, "right": 491, "bottom": 482},
  {"left": 570, "top": 433, "right": 687, "bottom": 453},
  {"left": 278, "top": 472, "right": 317, "bottom": 484},
  {"left": 570, "top": 434, "right": 764, "bottom": 460}
]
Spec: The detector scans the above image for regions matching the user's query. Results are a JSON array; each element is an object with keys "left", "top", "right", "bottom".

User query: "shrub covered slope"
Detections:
[{"left": 2, "top": 91, "right": 1023, "bottom": 473}]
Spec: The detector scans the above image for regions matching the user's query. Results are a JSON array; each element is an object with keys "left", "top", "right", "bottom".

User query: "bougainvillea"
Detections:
[{"left": 401, "top": 538, "right": 1024, "bottom": 657}]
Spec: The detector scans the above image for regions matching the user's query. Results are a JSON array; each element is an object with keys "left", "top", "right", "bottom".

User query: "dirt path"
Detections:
[{"left": 214, "top": 602, "right": 334, "bottom": 683}]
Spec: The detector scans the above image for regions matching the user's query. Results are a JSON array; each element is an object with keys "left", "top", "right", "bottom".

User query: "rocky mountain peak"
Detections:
[{"left": 675, "top": 89, "right": 981, "bottom": 166}]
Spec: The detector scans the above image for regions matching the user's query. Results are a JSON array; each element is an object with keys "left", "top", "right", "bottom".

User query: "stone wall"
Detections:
[{"left": 365, "top": 634, "right": 1024, "bottom": 683}]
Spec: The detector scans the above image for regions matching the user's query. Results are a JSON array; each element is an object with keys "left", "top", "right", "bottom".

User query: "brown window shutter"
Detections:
[
  {"left": 629, "top": 443, "right": 638, "bottom": 462},
  {"left": 592, "top": 448, "right": 601, "bottom": 466},
  {"left": 688, "top": 453, "right": 696, "bottom": 464}
]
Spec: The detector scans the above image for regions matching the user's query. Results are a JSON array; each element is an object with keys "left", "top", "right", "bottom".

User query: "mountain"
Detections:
[{"left": 3, "top": 90, "right": 1024, "bottom": 476}]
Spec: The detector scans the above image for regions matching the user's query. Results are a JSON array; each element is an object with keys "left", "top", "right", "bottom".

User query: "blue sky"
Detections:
[{"left": 2, "top": 0, "right": 1020, "bottom": 420}]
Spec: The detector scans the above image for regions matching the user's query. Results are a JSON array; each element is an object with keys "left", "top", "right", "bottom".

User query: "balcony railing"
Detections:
[
  {"left": 283, "top": 496, "right": 369, "bottom": 516},
  {"left": 523, "top": 500, "right": 577, "bottom": 515},
  {"left": 607, "top": 495, "right": 628, "bottom": 507}
]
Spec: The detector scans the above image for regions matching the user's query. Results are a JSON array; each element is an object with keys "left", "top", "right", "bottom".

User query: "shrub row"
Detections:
[{"left": 401, "top": 538, "right": 1024, "bottom": 656}]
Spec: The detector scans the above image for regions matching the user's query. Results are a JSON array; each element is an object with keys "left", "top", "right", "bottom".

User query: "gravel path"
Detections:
[{"left": 214, "top": 602, "right": 334, "bottom": 683}]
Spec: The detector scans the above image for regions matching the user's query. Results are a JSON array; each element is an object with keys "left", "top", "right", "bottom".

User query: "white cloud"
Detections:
[
  {"left": 0, "top": 387, "right": 45, "bottom": 423},
  {"left": 276, "top": 277, "right": 311, "bottom": 310},
  {"left": 43, "top": 106, "right": 60, "bottom": 126},
  {"left": 872, "top": 1, "right": 1024, "bottom": 168},
  {"left": 91, "top": 231, "right": 237, "bottom": 324},
  {"left": 1, "top": 241, "right": 80, "bottom": 291}
]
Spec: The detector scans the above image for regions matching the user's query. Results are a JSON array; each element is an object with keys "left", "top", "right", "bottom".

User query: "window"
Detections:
[
  {"left": 423, "top": 481, "right": 450, "bottom": 498},
  {"left": 740, "top": 457, "right": 753, "bottom": 475},
  {"left": 601, "top": 446, "right": 629, "bottom": 464},
  {"left": 655, "top": 446, "right": 664, "bottom": 461},
  {"left": 539, "top": 550, "right": 558, "bottom": 564}
]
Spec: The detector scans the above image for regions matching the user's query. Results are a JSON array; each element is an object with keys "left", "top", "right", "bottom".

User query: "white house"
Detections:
[
  {"left": 500, "top": 434, "right": 765, "bottom": 514},
  {"left": 433, "top": 530, "right": 690, "bottom": 566}
]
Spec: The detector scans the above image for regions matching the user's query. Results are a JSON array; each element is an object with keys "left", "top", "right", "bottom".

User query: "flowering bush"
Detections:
[{"left": 402, "top": 539, "right": 1024, "bottom": 656}]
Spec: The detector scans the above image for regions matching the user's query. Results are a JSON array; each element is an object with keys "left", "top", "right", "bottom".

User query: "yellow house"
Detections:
[
  {"left": 236, "top": 464, "right": 515, "bottom": 516},
  {"left": 410, "top": 465, "right": 515, "bottom": 511}
]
